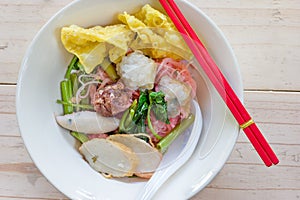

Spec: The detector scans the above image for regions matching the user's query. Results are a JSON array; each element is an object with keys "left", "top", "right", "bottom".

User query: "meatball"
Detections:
[{"left": 93, "top": 81, "right": 133, "bottom": 117}]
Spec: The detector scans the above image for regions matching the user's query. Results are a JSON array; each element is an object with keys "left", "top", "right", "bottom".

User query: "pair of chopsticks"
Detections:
[{"left": 159, "top": 0, "right": 279, "bottom": 167}]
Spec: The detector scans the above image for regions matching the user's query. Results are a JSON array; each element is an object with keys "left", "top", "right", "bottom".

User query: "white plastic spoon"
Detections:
[{"left": 136, "top": 100, "right": 202, "bottom": 200}]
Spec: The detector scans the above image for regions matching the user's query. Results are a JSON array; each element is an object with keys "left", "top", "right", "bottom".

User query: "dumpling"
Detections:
[
  {"left": 118, "top": 5, "right": 192, "bottom": 60},
  {"left": 61, "top": 24, "right": 134, "bottom": 73}
]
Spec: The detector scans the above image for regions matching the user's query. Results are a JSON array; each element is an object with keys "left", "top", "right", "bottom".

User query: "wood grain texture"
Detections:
[
  {"left": 0, "top": 85, "right": 299, "bottom": 199},
  {"left": 1, "top": 0, "right": 299, "bottom": 89},
  {"left": 1, "top": 0, "right": 299, "bottom": 199}
]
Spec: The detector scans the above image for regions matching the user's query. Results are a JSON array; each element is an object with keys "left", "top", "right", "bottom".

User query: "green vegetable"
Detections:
[
  {"left": 149, "top": 91, "right": 169, "bottom": 124},
  {"left": 70, "top": 131, "right": 89, "bottom": 143},
  {"left": 147, "top": 107, "right": 162, "bottom": 140},
  {"left": 70, "top": 73, "right": 79, "bottom": 111},
  {"left": 76, "top": 61, "right": 85, "bottom": 72},
  {"left": 120, "top": 91, "right": 153, "bottom": 134},
  {"left": 132, "top": 91, "right": 149, "bottom": 132},
  {"left": 65, "top": 56, "right": 78, "bottom": 80},
  {"left": 59, "top": 55, "right": 92, "bottom": 144},
  {"left": 56, "top": 99, "right": 94, "bottom": 110},
  {"left": 147, "top": 91, "right": 169, "bottom": 140},
  {"left": 132, "top": 91, "right": 148, "bottom": 122},
  {"left": 70, "top": 73, "right": 79, "bottom": 96},
  {"left": 120, "top": 91, "right": 170, "bottom": 139},
  {"left": 157, "top": 114, "right": 195, "bottom": 153},
  {"left": 134, "top": 134, "right": 150, "bottom": 144},
  {"left": 101, "top": 58, "right": 119, "bottom": 81},
  {"left": 119, "top": 100, "right": 138, "bottom": 133},
  {"left": 60, "top": 80, "right": 73, "bottom": 114},
  {"left": 119, "top": 109, "right": 130, "bottom": 133}
]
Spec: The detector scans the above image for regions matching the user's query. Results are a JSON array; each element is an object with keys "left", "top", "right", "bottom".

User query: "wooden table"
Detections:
[{"left": 1, "top": 0, "right": 299, "bottom": 199}]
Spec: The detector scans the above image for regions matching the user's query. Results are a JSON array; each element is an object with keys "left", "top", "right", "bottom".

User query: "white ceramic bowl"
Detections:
[{"left": 16, "top": 0, "right": 243, "bottom": 199}]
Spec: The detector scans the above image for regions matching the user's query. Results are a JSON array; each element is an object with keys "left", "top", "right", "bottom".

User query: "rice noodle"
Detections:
[
  {"left": 78, "top": 74, "right": 98, "bottom": 86},
  {"left": 75, "top": 80, "right": 100, "bottom": 104},
  {"left": 75, "top": 68, "right": 114, "bottom": 105}
]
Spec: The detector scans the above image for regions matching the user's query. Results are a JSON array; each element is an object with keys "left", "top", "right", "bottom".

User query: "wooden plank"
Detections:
[
  {"left": 0, "top": 136, "right": 66, "bottom": 199},
  {"left": 0, "top": 0, "right": 71, "bottom": 5},
  {"left": 244, "top": 91, "right": 300, "bottom": 108},
  {"left": 201, "top": 8, "right": 300, "bottom": 27},
  {"left": 0, "top": 169, "right": 67, "bottom": 200},
  {"left": 0, "top": 114, "right": 19, "bottom": 137},
  {"left": 222, "top": 26, "right": 300, "bottom": 46},
  {"left": 231, "top": 43, "right": 300, "bottom": 91},
  {"left": 1, "top": 1, "right": 299, "bottom": 90},
  {"left": 244, "top": 91, "right": 300, "bottom": 124},
  {"left": 0, "top": 1, "right": 72, "bottom": 84},
  {"left": 0, "top": 85, "right": 19, "bottom": 136},
  {"left": 189, "top": 0, "right": 300, "bottom": 9},
  {"left": 0, "top": 198, "right": 61, "bottom": 200},
  {"left": 193, "top": 188, "right": 300, "bottom": 200},
  {"left": 0, "top": 197, "right": 63, "bottom": 200},
  {"left": 2, "top": 5, "right": 299, "bottom": 26},
  {"left": 237, "top": 122, "right": 300, "bottom": 145},
  {"left": 0, "top": 85, "right": 15, "bottom": 114},
  {"left": 0, "top": 4, "right": 71, "bottom": 24},
  {"left": 1, "top": 136, "right": 299, "bottom": 199},
  {"left": 228, "top": 142, "right": 300, "bottom": 166},
  {"left": 1, "top": 0, "right": 299, "bottom": 10},
  {"left": 207, "top": 163, "right": 300, "bottom": 190},
  {"left": 0, "top": 137, "right": 32, "bottom": 164}
]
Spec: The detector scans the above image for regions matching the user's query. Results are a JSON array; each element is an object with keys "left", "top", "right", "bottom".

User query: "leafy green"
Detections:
[
  {"left": 147, "top": 91, "right": 170, "bottom": 140},
  {"left": 119, "top": 90, "right": 170, "bottom": 141},
  {"left": 149, "top": 91, "right": 170, "bottom": 124},
  {"left": 132, "top": 91, "right": 148, "bottom": 121},
  {"left": 132, "top": 90, "right": 149, "bottom": 132}
]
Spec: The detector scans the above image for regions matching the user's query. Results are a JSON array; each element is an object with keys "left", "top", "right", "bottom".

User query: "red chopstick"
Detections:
[{"left": 159, "top": 0, "right": 279, "bottom": 166}]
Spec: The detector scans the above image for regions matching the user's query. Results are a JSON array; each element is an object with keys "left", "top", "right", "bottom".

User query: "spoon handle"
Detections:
[{"left": 136, "top": 101, "right": 202, "bottom": 200}]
